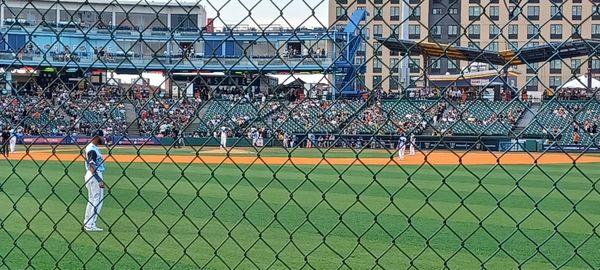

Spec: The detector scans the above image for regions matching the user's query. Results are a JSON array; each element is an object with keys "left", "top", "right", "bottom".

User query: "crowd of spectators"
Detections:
[
  {"left": 134, "top": 96, "right": 202, "bottom": 137},
  {"left": 1, "top": 84, "right": 128, "bottom": 136},
  {"left": 10, "top": 82, "right": 600, "bottom": 146},
  {"left": 554, "top": 88, "right": 592, "bottom": 100}
]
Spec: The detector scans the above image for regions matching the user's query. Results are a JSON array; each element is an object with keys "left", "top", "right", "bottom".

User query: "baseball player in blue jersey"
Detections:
[
  {"left": 83, "top": 130, "right": 106, "bottom": 232},
  {"left": 397, "top": 133, "right": 407, "bottom": 160}
]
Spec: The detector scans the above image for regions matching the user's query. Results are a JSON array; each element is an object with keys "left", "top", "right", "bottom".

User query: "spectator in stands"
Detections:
[{"left": 573, "top": 131, "right": 581, "bottom": 145}]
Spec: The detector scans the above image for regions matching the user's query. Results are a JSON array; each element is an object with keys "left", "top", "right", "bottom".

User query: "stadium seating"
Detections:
[
  {"left": 5, "top": 90, "right": 597, "bottom": 147},
  {"left": 198, "top": 100, "right": 261, "bottom": 133},
  {"left": 524, "top": 100, "right": 600, "bottom": 145},
  {"left": 270, "top": 99, "right": 365, "bottom": 134},
  {"left": 437, "top": 100, "right": 526, "bottom": 136}
]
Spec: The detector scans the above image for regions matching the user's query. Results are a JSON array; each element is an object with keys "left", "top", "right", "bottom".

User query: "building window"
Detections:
[
  {"left": 549, "top": 76, "right": 562, "bottom": 88},
  {"left": 527, "top": 24, "right": 539, "bottom": 39},
  {"left": 527, "top": 62, "right": 539, "bottom": 74},
  {"left": 373, "top": 6, "right": 383, "bottom": 20},
  {"left": 373, "top": 75, "right": 383, "bottom": 89},
  {"left": 489, "top": 6, "right": 499, "bottom": 20},
  {"left": 467, "top": 24, "right": 480, "bottom": 38},
  {"left": 572, "top": 24, "right": 581, "bottom": 38},
  {"left": 571, "top": 59, "right": 581, "bottom": 73},
  {"left": 550, "top": 60, "right": 562, "bottom": 73},
  {"left": 487, "top": 42, "right": 499, "bottom": 51},
  {"left": 336, "top": 7, "right": 347, "bottom": 20},
  {"left": 509, "top": 6, "right": 521, "bottom": 20},
  {"left": 390, "top": 58, "right": 400, "bottom": 70},
  {"left": 391, "top": 6, "right": 400, "bottom": 17},
  {"left": 468, "top": 6, "right": 482, "bottom": 20},
  {"left": 432, "top": 8, "right": 443, "bottom": 15},
  {"left": 592, "top": 24, "right": 600, "bottom": 38},
  {"left": 373, "top": 41, "right": 382, "bottom": 56},
  {"left": 409, "top": 57, "right": 421, "bottom": 73},
  {"left": 550, "top": 24, "right": 562, "bottom": 39},
  {"left": 430, "top": 59, "right": 441, "bottom": 72},
  {"left": 551, "top": 5, "right": 562, "bottom": 20},
  {"left": 431, "top": 25, "right": 442, "bottom": 37},
  {"left": 410, "top": 6, "right": 421, "bottom": 20},
  {"left": 508, "top": 41, "right": 519, "bottom": 50},
  {"left": 526, "top": 76, "right": 539, "bottom": 87},
  {"left": 357, "top": 43, "right": 366, "bottom": 56},
  {"left": 594, "top": 6, "right": 600, "bottom": 20},
  {"left": 408, "top": 24, "right": 420, "bottom": 39},
  {"left": 468, "top": 42, "right": 480, "bottom": 49},
  {"left": 449, "top": 8, "right": 458, "bottom": 15},
  {"left": 489, "top": 25, "right": 500, "bottom": 38},
  {"left": 448, "top": 25, "right": 459, "bottom": 36},
  {"left": 572, "top": 6, "right": 582, "bottom": 20},
  {"left": 527, "top": 6, "right": 540, "bottom": 20},
  {"left": 593, "top": 59, "right": 600, "bottom": 70},
  {"left": 390, "top": 24, "right": 399, "bottom": 38},
  {"left": 448, "top": 59, "right": 460, "bottom": 71},
  {"left": 373, "top": 24, "right": 382, "bottom": 37},
  {"left": 508, "top": 24, "right": 518, "bottom": 39},
  {"left": 373, "top": 58, "right": 383, "bottom": 73}
]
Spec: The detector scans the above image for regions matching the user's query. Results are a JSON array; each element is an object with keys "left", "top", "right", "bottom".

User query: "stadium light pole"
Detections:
[{"left": 400, "top": 0, "right": 410, "bottom": 93}]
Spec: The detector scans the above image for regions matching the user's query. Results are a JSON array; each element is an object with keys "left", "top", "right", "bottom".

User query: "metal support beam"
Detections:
[
  {"left": 423, "top": 54, "right": 429, "bottom": 89},
  {"left": 588, "top": 58, "right": 593, "bottom": 90},
  {"left": 503, "top": 66, "right": 509, "bottom": 94}
]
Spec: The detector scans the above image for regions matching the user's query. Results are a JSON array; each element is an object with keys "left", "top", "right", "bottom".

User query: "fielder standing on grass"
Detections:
[{"left": 83, "top": 130, "right": 106, "bottom": 232}]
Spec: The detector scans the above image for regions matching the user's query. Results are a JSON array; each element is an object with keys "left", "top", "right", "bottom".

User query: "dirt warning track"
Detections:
[{"left": 4, "top": 151, "right": 600, "bottom": 166}]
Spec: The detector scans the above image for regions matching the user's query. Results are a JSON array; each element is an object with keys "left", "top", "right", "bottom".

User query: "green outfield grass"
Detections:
[{"left": 1, "top": 158, "right": 600, "bottom": 269}]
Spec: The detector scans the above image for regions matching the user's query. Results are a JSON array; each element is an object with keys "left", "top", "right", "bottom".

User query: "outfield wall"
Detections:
[{"left": 16, "top": 135, "right": 598, "bottom": 153}]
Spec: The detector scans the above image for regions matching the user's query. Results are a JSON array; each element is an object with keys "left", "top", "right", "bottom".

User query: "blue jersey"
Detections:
[{"left": 85, "top": 143, "right": 105, "bottom": 172}]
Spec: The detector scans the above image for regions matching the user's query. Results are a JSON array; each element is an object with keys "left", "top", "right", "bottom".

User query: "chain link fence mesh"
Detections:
[{"left": 1, "top": 0, "right": 600, "bottom": 268}]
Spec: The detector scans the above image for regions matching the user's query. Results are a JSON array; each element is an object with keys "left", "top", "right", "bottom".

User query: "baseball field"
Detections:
[{"left": 1, "top": 145, "right": 600, "bottom": 269}]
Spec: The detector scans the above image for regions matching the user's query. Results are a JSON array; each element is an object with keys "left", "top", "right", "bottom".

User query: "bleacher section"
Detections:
[
  {"left": 198, "top": 100, "right": 261, "bottom": 133},
  {"left": 9, "top": 93, "right": 598, "bottom": 147},
  {"left": 377, "top": 100, "right": 439, "bottom": 135},
  {"left": 273, "top": 100, "right": 365, "bottom": 134},
  {"left": 438, "top": 100, "right": 526, "bottom": 136},
  {"left": 524, "top": 100, "right": 600, "bottom": 145}
]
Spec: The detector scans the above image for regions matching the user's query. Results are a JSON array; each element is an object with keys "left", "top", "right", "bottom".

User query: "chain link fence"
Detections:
[{"left": 1, "top": 0, "right": 600, "bottom": 268}]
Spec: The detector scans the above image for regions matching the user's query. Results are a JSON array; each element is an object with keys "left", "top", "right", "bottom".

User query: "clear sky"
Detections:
[{"left": 199, "top": 0, "right": 329, "bottom": 29}]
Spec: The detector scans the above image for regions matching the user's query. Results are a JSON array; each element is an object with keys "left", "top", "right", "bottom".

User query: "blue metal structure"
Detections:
[
  {"left": 332, "top": 9, "right": 368, "bottom": 97},
  {"left": 0, "top": 10, "right": 367, "bottom": 87},
  {"left": 0, "top": 28, "right": 334, "bottom": 72}
]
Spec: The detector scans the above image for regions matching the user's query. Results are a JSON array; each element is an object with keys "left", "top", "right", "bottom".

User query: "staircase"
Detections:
[
  {"left": 124, "top": 103, "right": 141, "bottom": 136},
  {"left": 183, "top": 101, "right": 211, "bottom": 135},
  {"left": 513, "top": 103, "right": 540, "bottom": 135}
]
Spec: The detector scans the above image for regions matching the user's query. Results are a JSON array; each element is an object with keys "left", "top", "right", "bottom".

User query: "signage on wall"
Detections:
[{"left": 471, "top": 78, "right": 490, "bottom": 86}]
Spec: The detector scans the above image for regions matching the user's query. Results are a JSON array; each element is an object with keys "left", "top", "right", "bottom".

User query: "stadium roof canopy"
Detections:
[
  {"left": 376, "top": 38, "right": 600, "bottom": 66},
  {"left": 30, "top": 0, "right": 203, "bottom": 7}
]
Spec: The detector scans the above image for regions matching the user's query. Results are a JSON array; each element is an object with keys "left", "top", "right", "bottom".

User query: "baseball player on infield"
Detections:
[
  {"left": 397, "top": 133, "right": 407, "bottom": 160},
  {"left": 409, "top": 133, "right": 416, "bottom": 156},
  {"left": 83, "top": 130, "right": 106, "bottom": 232},
  {"left": 219, "top": 126, "right": 229, "bottom": 150}
]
